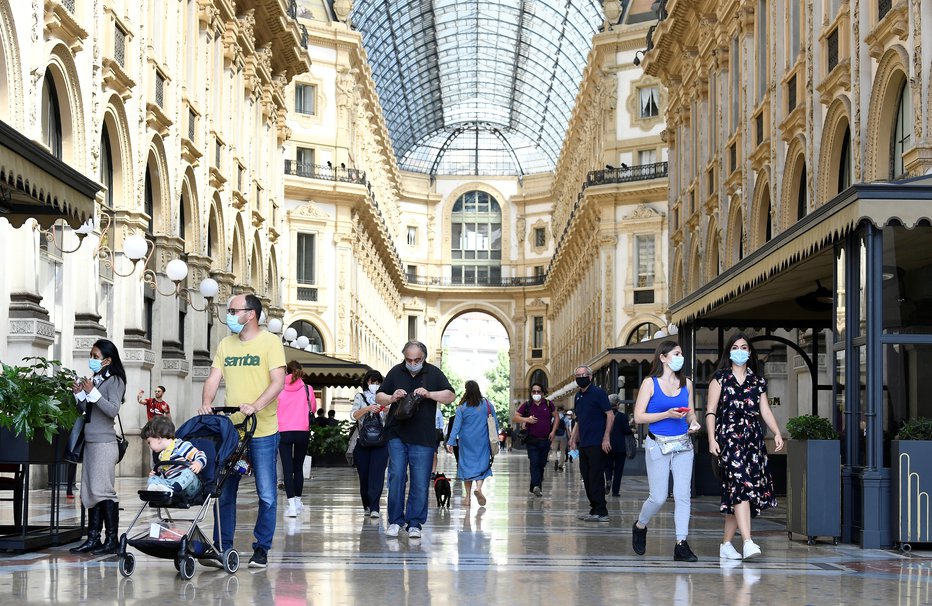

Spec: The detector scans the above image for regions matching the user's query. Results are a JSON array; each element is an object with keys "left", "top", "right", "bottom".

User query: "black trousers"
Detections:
[
  {"left": 579, "top": 445, "right": 608, "bottom": 516},
  {"left": 604, "top": 449, "right": 627, "bottom": 496},
  {"left": 354, "top": 443, "right": 389, "bottom": 511},
  {"left": 278, "top": 430, "right": 310, "bottom": 498}
]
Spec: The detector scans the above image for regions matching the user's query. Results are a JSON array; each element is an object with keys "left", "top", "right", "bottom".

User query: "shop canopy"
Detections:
[
  {"left": 284, "top": 348, "right": 371, "bottom": 388},
  {"left": 0, "top": 119, "right": 99, "bottom": 229}
]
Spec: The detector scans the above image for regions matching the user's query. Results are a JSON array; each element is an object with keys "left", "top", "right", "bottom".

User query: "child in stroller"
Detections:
[
  {"left": 143, "top": 416, "right": 206, "bottom": 501},
  {"left": 118, "top": 407, "right": 255, "bottom": 579}
]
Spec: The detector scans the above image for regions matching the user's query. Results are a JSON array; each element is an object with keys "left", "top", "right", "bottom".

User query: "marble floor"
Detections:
[{"left": 0, "top": 452, "right": 930, "bottom": 605}]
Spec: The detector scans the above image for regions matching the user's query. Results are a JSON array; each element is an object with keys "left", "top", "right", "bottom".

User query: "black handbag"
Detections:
[
  {"left": 358, "top": 411, "right": 386, "bottom": 448},
  {"left": 393, "top": 375, "right": 426, "bottom": 421},
  {"left": 116, "top": 415, "right": 128, "bottom": 463},
  {"left": 64, "top": 416, "right": 86, "bottom": 464}
]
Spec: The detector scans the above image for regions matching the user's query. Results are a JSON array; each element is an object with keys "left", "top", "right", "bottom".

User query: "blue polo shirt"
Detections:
[{"left": 573, "top": 384, "right": 611, "bottom": 448}]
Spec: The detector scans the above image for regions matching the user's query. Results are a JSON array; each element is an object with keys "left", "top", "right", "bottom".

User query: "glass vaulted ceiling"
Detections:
[{"left": 352, "top": 0, "right": 603, "bottom": 177}]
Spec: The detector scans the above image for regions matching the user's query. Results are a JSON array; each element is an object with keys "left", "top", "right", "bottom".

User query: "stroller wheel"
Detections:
[
  {"left": 223, "top": 548, "right": 239, "bottom": 574},
  {"left": 118, "top": 553, "right": 135, "bottom": 577},
  {"left": 180, "top": 555, "right": 196, "bottom": 580}
]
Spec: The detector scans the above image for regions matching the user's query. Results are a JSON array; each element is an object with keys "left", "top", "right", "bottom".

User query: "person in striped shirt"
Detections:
[{"left": 142, "top": 416, "right": 207, "bottom": 500}]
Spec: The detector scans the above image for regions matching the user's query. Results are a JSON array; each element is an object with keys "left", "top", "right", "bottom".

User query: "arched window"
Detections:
[
  {"left": 99, "top": 125, "right": 113, "bottom": 208},
  {"left": 796, "top": 163, "right": 806, "bottom": 222},
  {"left": 891, "top": 82, "right": 911, "bottom": 179},
  {"left": 289, "top": 320, "right": 325, "bottom": 353},
  {"left": 450, "top": 190, "right": 502, "bottom": 285},
  {"left": 144, "top": 169, "right": 154, "bottom": 234},
  {"left": 42, "top": 71, "right": 62, "bottom": 159},
  {"left": 838, "top": 126, "right": 851, "bottom": 192},
  {"left": 529, "top": 369, "right": 548, "bottom": 392},
  {"left": 626, "top": 322, "right": 661, "bottom": 344}
]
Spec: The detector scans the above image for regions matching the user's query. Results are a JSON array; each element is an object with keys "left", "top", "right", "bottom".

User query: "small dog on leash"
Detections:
[{"left": 434, "top": 473, "right": 452, "bottom": 509}]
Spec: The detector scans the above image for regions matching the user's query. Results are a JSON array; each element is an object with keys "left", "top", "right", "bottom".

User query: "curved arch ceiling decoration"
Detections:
[{"left": 352, "top": 0, "right": 602, "bottom": 177}]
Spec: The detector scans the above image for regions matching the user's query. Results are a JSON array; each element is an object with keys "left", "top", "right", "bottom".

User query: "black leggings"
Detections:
[{"left": 278, "top": 431, "right": 310, "bottom": 498}]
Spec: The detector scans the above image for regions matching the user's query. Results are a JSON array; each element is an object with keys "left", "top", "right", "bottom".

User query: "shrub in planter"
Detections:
[
  {"left": 0, "top": 358, "right": 79, "bottom": 441},
  {"left": 786, "top": 415, "right": 840, "bottom": 545},
  {"left": 893, "top": 418, "right": 932, "bottom": 548},
  {"left": 308, "top": 420, "right": 354, "bottom": 459}
]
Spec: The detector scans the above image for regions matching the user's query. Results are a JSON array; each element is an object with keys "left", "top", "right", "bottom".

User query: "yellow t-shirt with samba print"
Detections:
[{"left": 212, "top": 330, "right": 286, "bottom": 438}]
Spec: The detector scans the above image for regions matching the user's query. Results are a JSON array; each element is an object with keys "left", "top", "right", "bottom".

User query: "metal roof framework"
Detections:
[{"left": 352, "top": 0, "right": 602, "bottom": 176}]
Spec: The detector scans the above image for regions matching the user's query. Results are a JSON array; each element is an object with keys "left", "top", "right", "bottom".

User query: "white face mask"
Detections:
[
  {"left": 531, "top": 394, "right": 542, "bottom": 402},
  {"left": 368, "top": 383, "right": 380, "bottom": 394}
]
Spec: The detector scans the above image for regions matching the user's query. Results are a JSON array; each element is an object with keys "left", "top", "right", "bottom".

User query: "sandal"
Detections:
[{"left": 474, "top": 489, "right": 487, "bottom": 507}]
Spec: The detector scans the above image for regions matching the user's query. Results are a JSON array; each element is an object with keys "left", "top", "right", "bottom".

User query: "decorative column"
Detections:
[{"left": 6, "top": 223, "right": 54, "bottom": 362}]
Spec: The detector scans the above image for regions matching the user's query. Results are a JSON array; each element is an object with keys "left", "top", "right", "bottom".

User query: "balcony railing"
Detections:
[
  {"left": 585, "top": 161, "right": 668, "bottom": 187},
  {"left": 284, "top": 160, "right": 367, "bottom": 185},
  {"left": 406, "top": 275, "right": 546, "bottom": 288}
]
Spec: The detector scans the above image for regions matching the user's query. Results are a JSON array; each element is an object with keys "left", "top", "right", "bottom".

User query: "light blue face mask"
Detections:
[
  {"left": 226, "top": 313, "right": 245, "bottom": 334},
  {"left": 730, "top": 349, "right": 751, "bottom": 366},
  {"left": 88, "top": 359, "right": 103, "bottom": 374},
  {"left": 668, "top": 355, "right": 685, "bottom": 372}
]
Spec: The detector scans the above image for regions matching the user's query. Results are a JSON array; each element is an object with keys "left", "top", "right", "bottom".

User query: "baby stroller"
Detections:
[{"left": 117, "top": 408, "right": 256, "bottom": 579}]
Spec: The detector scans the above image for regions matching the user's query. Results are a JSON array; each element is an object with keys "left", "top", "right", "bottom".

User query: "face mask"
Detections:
[
  {"left": 368, "top": 383, "right": 380, "bottom": 394},
  {"left": 668, "top": 355, "right": 685, "bottom": 372},
  {"left": 226, "top": 313, "right": 245, "bottom": 334},
  {"left": 575, "top": 376, "right": 591, "bottom": 389},
  {"left": 532, "top": 394, "right": 542, "bottom": 402},
  {"left": 88, "top": 359, "right": 103, "bottom": 374},
  {"left": 730, "top": 349, "right": 751, "bottom": 366},
  {"left": 406, "top": 362, "right": 423, "bottom": 374}
]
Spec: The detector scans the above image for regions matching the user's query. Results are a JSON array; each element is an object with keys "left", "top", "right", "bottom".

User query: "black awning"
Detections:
[
  {"left": 284, "top": 348, "right": 371, "bottom": 388},
  {"left": 0, "top": 119, "right": 100, "bottom": 229}
]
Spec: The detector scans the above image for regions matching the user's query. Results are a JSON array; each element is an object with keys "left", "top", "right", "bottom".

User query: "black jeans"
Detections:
[
  {"left": 604, "top": 449, "right": 627, "bottom": 496},
  {"left": 278, "top": 430, "right": 310, "bottom": 498},
  {"left": 525, "top": 438, "right": 551, "bottom": 490},
  {"left": 354, "top": 443, "right": 389, "bottom": 512},
  {"left": 579, "top": 445, "right": 608, "bottom": 516}
]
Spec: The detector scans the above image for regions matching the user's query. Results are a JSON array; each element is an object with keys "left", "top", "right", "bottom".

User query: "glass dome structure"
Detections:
[{"left": 352, "top": 0, "right": 603, "bottom": 177}]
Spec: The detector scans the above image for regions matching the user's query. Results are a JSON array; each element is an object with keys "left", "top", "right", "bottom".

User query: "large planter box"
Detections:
[
  {"left": 893, "top": 440, "right": 932, "bottom": 548},
  {"left": 787, "top": 439, "right": 841, "bottom": 544},
  {"left": 0, "top": 428, "right": 67, "bottom": 464}
]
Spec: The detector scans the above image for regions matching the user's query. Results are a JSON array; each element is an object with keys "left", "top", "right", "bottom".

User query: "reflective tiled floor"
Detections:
[{"left": 1, "top": 452, "right": 931, "bottom": 605}]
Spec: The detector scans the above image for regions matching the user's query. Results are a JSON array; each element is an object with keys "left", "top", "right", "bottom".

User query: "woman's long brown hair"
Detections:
[{"left": 647, "top": 340, "right": 686, "bottom": 388}]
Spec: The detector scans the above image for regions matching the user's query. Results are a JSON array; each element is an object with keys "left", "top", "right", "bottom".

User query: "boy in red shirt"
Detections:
[{"left": 138, "top": 385, "right": 171, "bottom": 420}]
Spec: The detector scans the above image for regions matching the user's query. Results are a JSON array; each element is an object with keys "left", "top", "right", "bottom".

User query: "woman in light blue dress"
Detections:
[{"left": 447, "top": 380, "right": 499, "bottom": 507}]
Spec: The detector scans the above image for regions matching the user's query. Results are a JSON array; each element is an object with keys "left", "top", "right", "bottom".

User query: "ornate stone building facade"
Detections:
[{"left": 0, "top": 0, "right": 308, "bottom": 474}]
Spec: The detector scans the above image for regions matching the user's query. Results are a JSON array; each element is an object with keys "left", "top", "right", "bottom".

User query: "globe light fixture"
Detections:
[
  {"left": 284, "top": 327, "right": 298, "bottom": 342},
  {"left": 268, "top": 318, "right": 283, "bottom": 334},
  {"left": 296, "top": 336, "right": 310, "bottom": 350}
]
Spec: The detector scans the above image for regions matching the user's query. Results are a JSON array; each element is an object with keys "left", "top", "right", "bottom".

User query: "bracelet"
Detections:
[{"left": 705, "top": 412, "right": 717, "bottom": 417}]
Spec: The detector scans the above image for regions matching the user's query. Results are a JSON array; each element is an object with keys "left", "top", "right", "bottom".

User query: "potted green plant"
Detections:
[
  {"left": 308, "top": 420, "right": 353, "bottom": 467},
  {"left": 893, "top": 418, "right": 932, "bottom": 550},
  {"left": 0, "top": 358, "right": 80, "bottom": 463},
  {"left": 786, "top": 415, "right": 841, "bottom": 545}
]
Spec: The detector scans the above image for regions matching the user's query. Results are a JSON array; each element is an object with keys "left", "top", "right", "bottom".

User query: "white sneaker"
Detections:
[
  {"left": 148, "top": 483, "right": 173, "bottom": 493},
  {"left": 284, "top": 504, "right": 297, "bottom": 517},
  {"left": 743, "top": 539, "right": 762, "bottom": 559},
  {"left": 719, "top": 542, "right": 743, "bottom": 560},
  {"left": 408, "top": 527, "right": 422, "bottom": 539},
  {"left": 294, "top": 498, "right": 304, "bottom": 512},
  {"left": 385, "top": 523, "right": 401, "bottom": 537},
  {"left": 369, "top": 510, "right": 380, "bottom": 519}
]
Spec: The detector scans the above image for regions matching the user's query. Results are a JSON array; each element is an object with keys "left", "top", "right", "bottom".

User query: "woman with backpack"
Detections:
[
  {"left": 446, "top": 380, "right": 499, "bottom": 507},
  {"left": 351, "top": 369, "right": 388, "bottom": 518}
]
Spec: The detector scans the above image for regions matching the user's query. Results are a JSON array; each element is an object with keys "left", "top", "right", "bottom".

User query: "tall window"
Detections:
[
  {"left": 838, "top": 126, "right": 851, "bottom": 192},
  {"left": 99, "top": 127, "right": 115, "bottom": 281},
  {"left": 789, "top": 0, "right": 801, "bottom": 62},
  {"left": 534, "top": 227, "right": 546, "bottom": 247},
  {"left": 296, "top": 233, "right": 316, "bottom": 284},
  {"left": 144, "top": 169, "right": 154, "bottom": 234},
  {"left": 639, "top": 149, "right": 657, "bottom": 165},
  {"left": 407, "top": 315, "right": 417, "bottom": 341},
  {"left": 450, "top": 190, "right": 502, "bottom": 285},
  {"left": 296, "top": 146, "right": 314, "bottom": 169},
  {"left": 796, "top": 165, "right": 807, "bottom": 221},
  {"left": 407, "top": 226, "right": 417, "bottom": 246},
  {"left": 891, "top": 82, "right": 912, "bottom": 179},
  {"left": 639, "top": 87, "right": 659, "bottom": 118},
  {"left": 757, "top": 0, "right": 768, "bottom": 102},
  {"left": 295, "top": 84, "right": 316, "bottom": 115},
  {"left": 532, "top": 316, "right": 544, "bottom": 349},
  {"left": 635, "top": 235, "right": 655, "bottom": 288},
  {"left": 42, "top": 71, "right": 62, "bottom": 159}
]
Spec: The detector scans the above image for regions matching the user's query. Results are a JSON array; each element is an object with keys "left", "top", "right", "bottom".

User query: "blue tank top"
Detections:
[{"left": 646, "top": 377, "right": 688, "bottom": 436}]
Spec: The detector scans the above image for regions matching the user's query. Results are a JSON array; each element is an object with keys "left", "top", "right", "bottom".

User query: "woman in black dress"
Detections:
[{"left": 706, "top": 333, "right": 784, "bottom": 561}]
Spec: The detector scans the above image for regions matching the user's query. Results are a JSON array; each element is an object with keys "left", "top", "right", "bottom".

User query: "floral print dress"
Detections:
[{"left": 713, "top": 368, "right": 777, "bottom": 517}]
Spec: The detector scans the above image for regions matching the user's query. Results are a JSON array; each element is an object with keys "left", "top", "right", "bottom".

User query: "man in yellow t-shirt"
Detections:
[{"left": 199, "top": 293, "right": 285, "bottom": 569}]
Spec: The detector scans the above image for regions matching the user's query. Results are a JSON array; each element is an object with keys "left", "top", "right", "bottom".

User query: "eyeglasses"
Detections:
[
  {"left": 530, "top": 390, "right": 543, "bottom": 394},
  {"left": 228, "top": 308, "right": 254, "bottom": 314}
]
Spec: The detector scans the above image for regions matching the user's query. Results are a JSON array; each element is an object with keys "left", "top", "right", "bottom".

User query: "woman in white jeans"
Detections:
[{"left": 631, "top": 340, "right": 701, "bottom": 562}]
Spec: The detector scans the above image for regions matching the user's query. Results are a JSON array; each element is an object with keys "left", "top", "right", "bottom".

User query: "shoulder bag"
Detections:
[
  {"left": 394, "top": 375, "right": 426, "bottom": 421},
  {"left": 486, "top": 401, "right": 500, "bottom": 456},
  {"left": 116, "top": 414, "right": 128, "bottom": 463}
]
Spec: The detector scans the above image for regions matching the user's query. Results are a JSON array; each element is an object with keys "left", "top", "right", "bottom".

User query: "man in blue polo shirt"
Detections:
[{"left": 568, "top": 365, "right": 613, "bottom": 522}]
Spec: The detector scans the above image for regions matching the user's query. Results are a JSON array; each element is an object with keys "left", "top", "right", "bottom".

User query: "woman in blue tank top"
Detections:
[{"left": 631, "top": 340, "right": 700, "bottom": 562}]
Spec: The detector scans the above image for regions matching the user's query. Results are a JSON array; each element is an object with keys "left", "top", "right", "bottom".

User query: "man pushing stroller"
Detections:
[{"left": 143, "top": 416, "right": 207, "bottom": 501}]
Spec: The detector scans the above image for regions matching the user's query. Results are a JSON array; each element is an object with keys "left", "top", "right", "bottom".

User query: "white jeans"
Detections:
[{"left": 636, "top": 436, "right": 694, "bottom": 541}]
